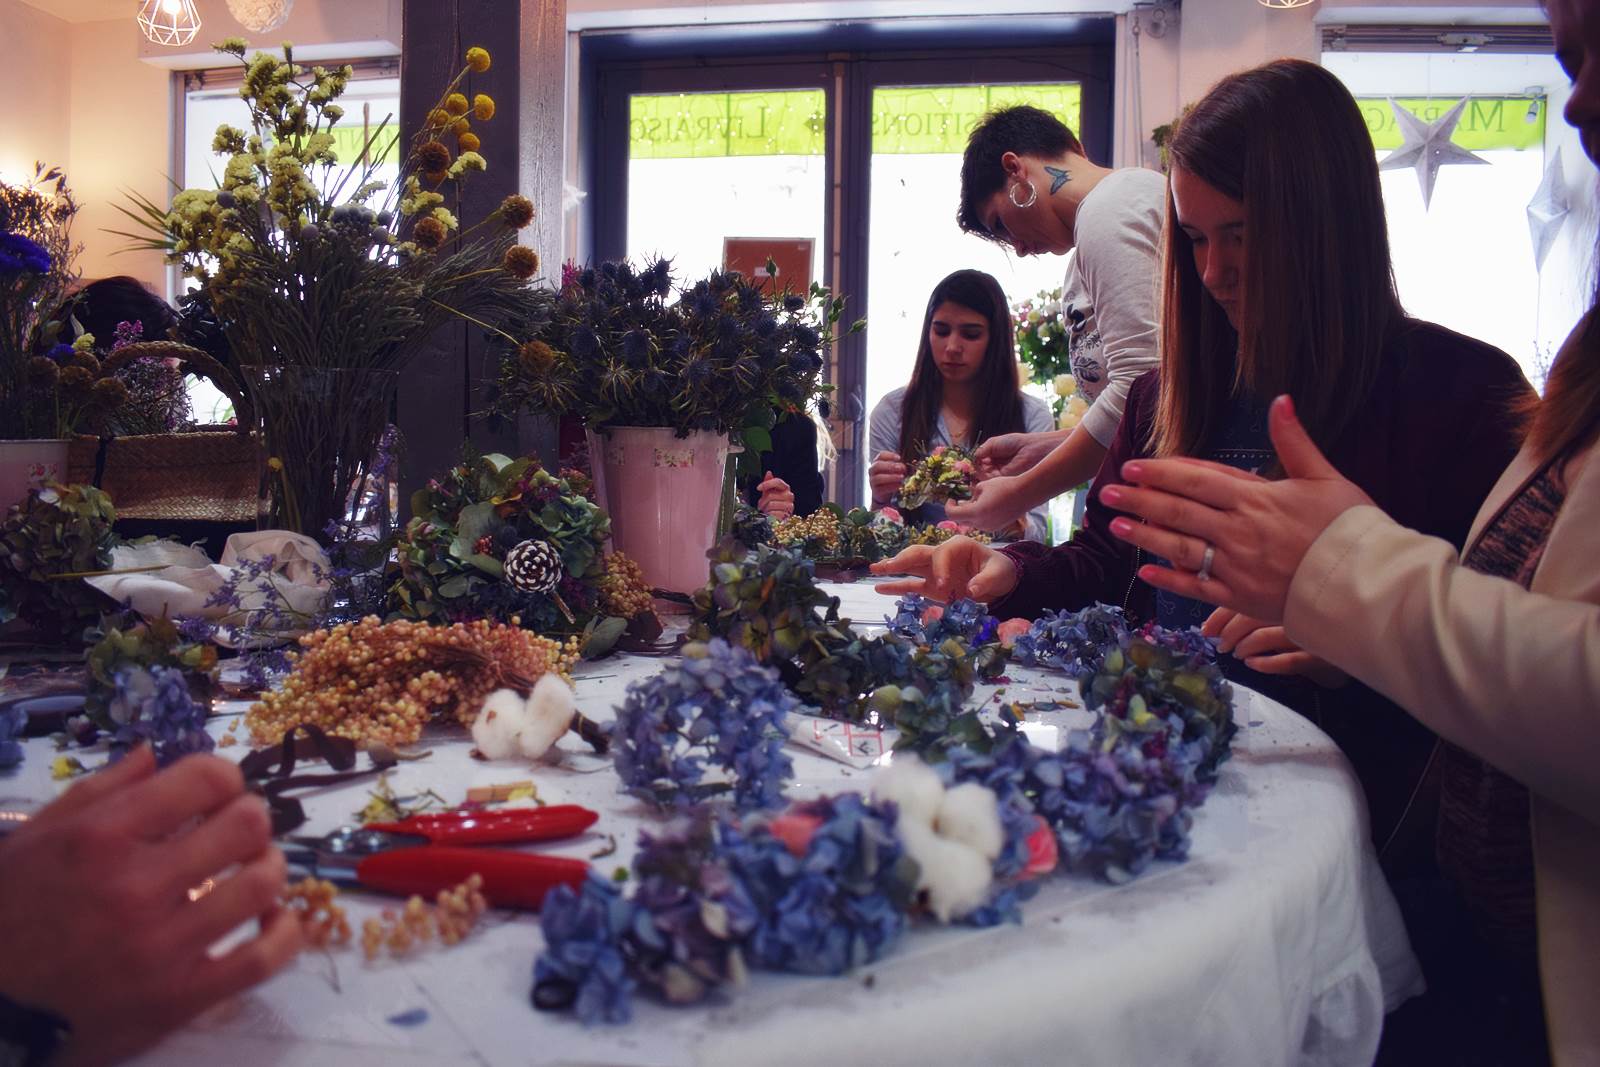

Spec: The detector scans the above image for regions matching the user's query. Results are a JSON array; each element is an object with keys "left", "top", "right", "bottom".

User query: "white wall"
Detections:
[
  {"left": 70, "top": 16, "right": 172, "bottom": 289},
  {"left": 0, "top": 0, "right": 73, "bottom": 195}
]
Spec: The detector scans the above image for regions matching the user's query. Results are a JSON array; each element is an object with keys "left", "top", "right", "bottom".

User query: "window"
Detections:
[
  {"left": 1324, "top": 48, "right": 1592, "bottom": 391},
  {"left": 584, "top": 24, "right": 1113, "bottom": 505},
  {"left": 176, "top": 62, "right": 399, "bottom": 422}
]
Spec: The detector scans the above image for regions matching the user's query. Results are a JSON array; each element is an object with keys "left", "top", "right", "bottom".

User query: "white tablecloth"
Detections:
[{"left": 2, "top": 582, "right": 1422, "bottom": 1066}]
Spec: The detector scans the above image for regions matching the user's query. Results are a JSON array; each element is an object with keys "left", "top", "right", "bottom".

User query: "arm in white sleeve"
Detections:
[
  {"left": 1285, "top": 503, "right": 1600, "bottom": 825},
  {"left": 1020, "top": 395, "right": 1057, "bottom": 542},
  {"left": 1073, "top": 174, "right": 1163, "bottom": 448}
]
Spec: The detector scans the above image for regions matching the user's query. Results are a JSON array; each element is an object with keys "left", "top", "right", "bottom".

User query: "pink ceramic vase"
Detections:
[
  {"left": 587, "top": 426, "right": 730, "bottom": 594},
  {"left": 0, "top": 439, "right": 70, "bottom": 513}
]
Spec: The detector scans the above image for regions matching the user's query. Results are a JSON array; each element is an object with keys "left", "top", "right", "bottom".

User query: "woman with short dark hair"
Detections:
[{"left": 942, "top": 105, "right": 1164, "bottom": 533}]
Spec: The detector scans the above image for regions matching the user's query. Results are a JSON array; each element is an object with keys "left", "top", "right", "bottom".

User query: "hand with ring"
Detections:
[{"left": 1096, "top": 395, "right": 1374, "bottom": 624}]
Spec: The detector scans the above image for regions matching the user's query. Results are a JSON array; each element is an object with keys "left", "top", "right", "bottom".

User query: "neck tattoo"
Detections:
[{"left": 1045, "top": 165, "right": 1071, "bottom": 194}]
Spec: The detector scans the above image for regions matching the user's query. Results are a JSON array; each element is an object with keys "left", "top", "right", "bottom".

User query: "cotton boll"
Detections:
[
  {"left": 935, "top": 782, "right": 1004, "bottom": 862},
  {"left": 471, "top": 688, "right": 528, "bottom": 759},
  {"left": 518, "top": 673, "right": 576, "bottom": 759},
  {"left": 870, "top": 755, "right": 944, "bottom": 828},
  {"left": 898, "top": 821, "right": 994, "bottom": 923}
]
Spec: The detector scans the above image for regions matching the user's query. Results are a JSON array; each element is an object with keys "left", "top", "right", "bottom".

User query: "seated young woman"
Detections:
[
  {"left": 741, "top": 410, "right": 827, "bottom": 520},
  {"left": 940, "top": 105, "right": 1164, "bottom": 532},
  {"left": 867, "top": 268, "right": 1054, "bottom": 540},
  {"left": 872, "top": 59, "right": 1534, "bottom": 877}
]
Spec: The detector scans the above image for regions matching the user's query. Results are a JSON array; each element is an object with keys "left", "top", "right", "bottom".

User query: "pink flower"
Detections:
[
  {"left": 878, "top": 506, "right": 903, "bottom": 524},
  {"left": 768, "top": 811, "right": 824, "bottom": 858},
  {"left": 1023, "top": 816, "right": 1059, "bottom": 878},
  {"left": 936, "top": 520, "right": 961, "bottom": 532},
  {"left": 931, "top": 446, "right": 947, "bottom": 457},
  {"left": 996, "top": 618, "right": 1031, "bottom": 647},
  {"left": 921, "top": 603, "right": 945, "bottom": 626}
]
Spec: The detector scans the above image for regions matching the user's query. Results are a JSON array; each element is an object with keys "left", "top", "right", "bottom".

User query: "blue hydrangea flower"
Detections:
[
  {"left": 533, "top": 873, "right": 640, "bottom": 1025},
  {"left": 886, "top": 594, "right": 998, "bottom": 648},
  {"left": 106, "top": 665, "right": 214, "bottom": 766},
  {"left": 611, "top": 638, "right": 796, "bottom": 810},
  {"left": 1010, "top": 603, "right": 1131, "bottom": 679},
  {"left": 724, "top": 794, "right": 915, "bottom": 975},
  {"left": 0, "top": 705, "right": 28, "bottom": 769},
  {"left": 0, "top": 231, "right": 50, "bottom": 275}
]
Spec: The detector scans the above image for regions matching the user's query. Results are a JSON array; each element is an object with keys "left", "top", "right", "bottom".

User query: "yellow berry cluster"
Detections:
[
  {"left": 245, "top": 617, "right": 580, "bottom": 747},
  {"left": 360, "top": 874, "right": 488, "bottom": 960},
  {"left": 282, "top": 877, "right": 353, "bottom": 950},
  {"left": 907, "top": 525, "right": 992, "bottom": 547},
  {"left": 599, "top": 552, "right": 653, "bottom": 618},
  {"left": 772, "top": 509, "right": 841, "bottom": 551}
]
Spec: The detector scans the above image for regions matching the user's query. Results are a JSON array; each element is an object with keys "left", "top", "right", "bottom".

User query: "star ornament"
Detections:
[
  {"left": 1378, "top": 98, "right": 1490, "bottom": 209},
  {"left": 1526, "top": 146, "right": 1571, "bottom": 271}
]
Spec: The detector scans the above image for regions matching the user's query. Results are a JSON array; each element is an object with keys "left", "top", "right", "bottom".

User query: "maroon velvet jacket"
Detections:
[{"left": 993, "top": 320, "right": 1534, "bottom": 864}]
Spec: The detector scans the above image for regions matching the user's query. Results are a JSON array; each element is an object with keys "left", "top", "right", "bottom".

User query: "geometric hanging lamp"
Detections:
[
  {"left": 137, "top": 0, "right": 202, "bottom": 46},
  {"left": 1257, "top": 0, "right": 1315, "bottom": 8},
  {"left": 225, "top": 0, "right": 295, "bottom": 34}
]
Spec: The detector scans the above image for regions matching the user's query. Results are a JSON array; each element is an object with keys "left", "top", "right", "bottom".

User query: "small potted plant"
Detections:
[
  {"left": 492, "top": 258, "right": 854, "bottom": 593},
  {"left": 0, "top": 164, "right": 83, "bottom": 509}
]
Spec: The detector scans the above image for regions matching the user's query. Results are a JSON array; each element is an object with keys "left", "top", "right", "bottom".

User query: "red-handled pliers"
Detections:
[{"left": 284, "top": 805, "right": 598, "bottom": 911}]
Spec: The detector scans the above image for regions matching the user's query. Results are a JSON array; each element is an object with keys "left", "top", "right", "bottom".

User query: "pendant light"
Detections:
[
  {"left": 137, "top": 0, "right": 202, "bottom": 46},
  {"left": 225, "top": 0, "right": 295, "bottom": 34}
]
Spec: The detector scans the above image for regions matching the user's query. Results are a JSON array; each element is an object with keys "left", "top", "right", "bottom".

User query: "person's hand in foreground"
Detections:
[
  {"left": 1201, "top": 606, "right": 1350, "bottom": 688},
  {"left": 974, "top": 430, "right": 1063, "bottom": 478},
  {"left": 755, "top": 470, "right": 795, "bottom": 519},
  {"left": 0, "top": 746, "right": 301, "bottom": 1067},
  {"left": 1099, "top": 394, "right": 1374, "bottom": 623},
  {"left": 870, "top": 535, "right": 1018, "bottom": 603}
]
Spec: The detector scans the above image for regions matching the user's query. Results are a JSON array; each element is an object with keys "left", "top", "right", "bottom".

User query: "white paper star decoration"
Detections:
[
  {"left": 1526, "top": 147, "right": 1571, "bottom": 271},
  {"left": 1378, "top": 98, "right": 1489, "bottom": 209}
]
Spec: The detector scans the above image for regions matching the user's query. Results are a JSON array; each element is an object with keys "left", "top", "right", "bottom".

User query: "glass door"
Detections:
[{"left": 863, "top": 81, "right": 1086, "bottom": 504}]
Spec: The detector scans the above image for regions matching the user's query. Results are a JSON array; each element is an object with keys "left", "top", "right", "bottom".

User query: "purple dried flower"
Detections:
[{"left": 533, "top": 872, "right": 640, "bottom": 1024}]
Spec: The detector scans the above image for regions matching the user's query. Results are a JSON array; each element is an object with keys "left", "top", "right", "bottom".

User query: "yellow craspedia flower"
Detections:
[
  {"left": 427, "top": 107, "right": 451, "bottom": 128},
  {"left": 458, "top": 131, "right": 481, "bottom": 153},
  {"left": 267, "top": 457, "right": 284, "bottom": 472},
  {"left": 465, "top": 46, "right": 491, "bottom": 73},
  {"left": 445, "top": 92, "right": 469, "bottom": 117},
  {"left": 473, "top": 93, "right": 495, "bottom": 121},
  {"left": 450, "top": 117, "right": 471, "bottom": 135}
]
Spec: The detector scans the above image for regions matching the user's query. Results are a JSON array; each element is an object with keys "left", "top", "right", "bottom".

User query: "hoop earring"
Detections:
[{"left": 1008, "top": 179, "right": 1038, "bottom": 209}]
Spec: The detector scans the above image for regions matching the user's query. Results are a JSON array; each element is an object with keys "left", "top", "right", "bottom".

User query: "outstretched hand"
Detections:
[
  {"left": 869, "top": 535, "right": 1019, "bottom": 604},
  {"left": 974, "top": 431, "right": 1061, "bottom": 478},
  {"left": 1099, "top": 394, "right": 1374, "bottom": 623},
  {"left": 943, "top": 474, "right": 1027, "bottom": 533}
]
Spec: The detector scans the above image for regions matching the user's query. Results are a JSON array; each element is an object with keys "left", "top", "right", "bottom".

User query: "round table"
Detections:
[{"left": 1, "top": 581, "right": 1423, "bottom": 1066}]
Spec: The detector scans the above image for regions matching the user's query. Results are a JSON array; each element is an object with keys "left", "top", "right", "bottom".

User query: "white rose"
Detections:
[{"left": 1053, "top": 373, "right": 1077, "bottom": 398}]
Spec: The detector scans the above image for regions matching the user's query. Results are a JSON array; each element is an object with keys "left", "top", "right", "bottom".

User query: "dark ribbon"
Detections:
[{"left": 238, "top": 722, "right": 396, "bottom": 835}]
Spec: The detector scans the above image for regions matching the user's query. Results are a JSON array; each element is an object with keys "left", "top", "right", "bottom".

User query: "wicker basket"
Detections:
[{"left": 67, "top": 428, "right": 260, "bottom": 523}]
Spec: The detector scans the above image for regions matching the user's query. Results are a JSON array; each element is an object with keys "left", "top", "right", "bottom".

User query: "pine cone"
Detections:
[{"left": 504, "top": 539, "right": 563, "bottom": 594}]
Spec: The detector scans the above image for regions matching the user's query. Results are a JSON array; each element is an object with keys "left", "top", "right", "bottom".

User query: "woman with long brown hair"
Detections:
[
  {"left": 867, "top": 268, "right": 1053, "bottom": 539},
  {"left": 1085, "top": 4, "right": 1600, "bottom": 1059},
  {"left": 873, "top": 60, "right": 1533, "bottom": 883}
]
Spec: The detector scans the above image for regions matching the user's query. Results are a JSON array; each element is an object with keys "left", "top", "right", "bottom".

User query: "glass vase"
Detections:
[{"left": 243, "top": 365, "right": 398, "bottom": 542}]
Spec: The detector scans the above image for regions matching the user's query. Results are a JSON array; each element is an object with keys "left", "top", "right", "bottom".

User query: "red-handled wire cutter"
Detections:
[{"left": 283, "top": 805, "right": 598, "bottom": 911}]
